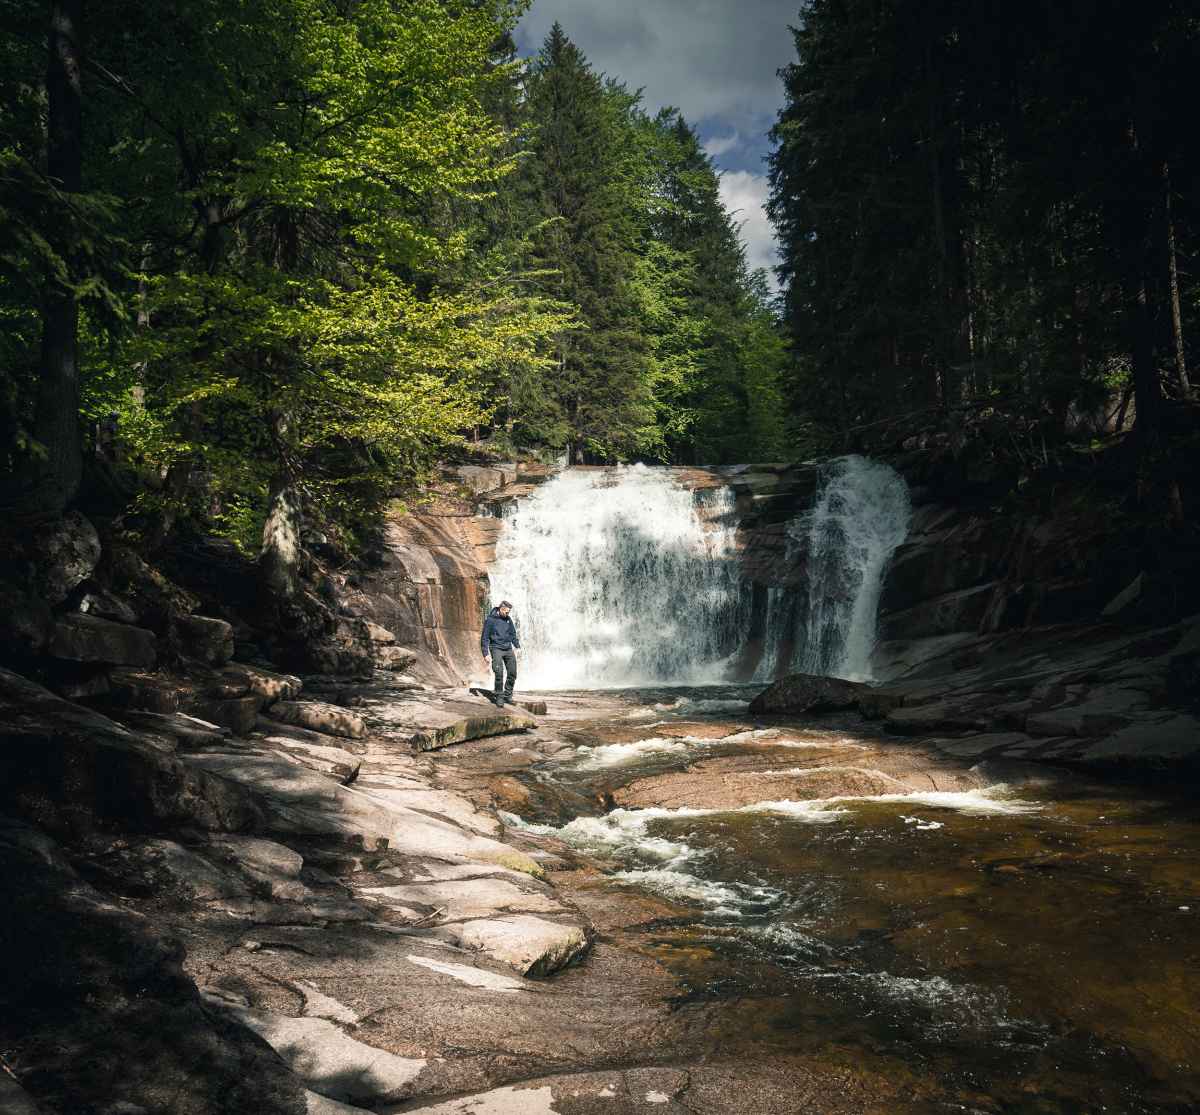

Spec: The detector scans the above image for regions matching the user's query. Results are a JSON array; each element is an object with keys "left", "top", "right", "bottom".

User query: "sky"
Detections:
[{"left": 514, "top": 0, "right": 802, "bottom": 286}]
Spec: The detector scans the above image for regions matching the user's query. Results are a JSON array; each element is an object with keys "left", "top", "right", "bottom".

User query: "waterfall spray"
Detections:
[
  {"left": 797, "top": 455, "right": 911, "bottom": 681},
  {"left": 487, "top": 466, "right": 745, "bottom": 688}
]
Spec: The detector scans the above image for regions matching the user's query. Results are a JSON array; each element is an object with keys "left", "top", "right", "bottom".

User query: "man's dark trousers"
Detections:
[{"left": 490, "top": 647, "right": 517, "bottom": 701}]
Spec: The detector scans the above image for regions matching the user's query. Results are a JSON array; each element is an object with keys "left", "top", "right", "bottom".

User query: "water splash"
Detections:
[
  {"left": 797, "top": 455, "right": 911, "bottom": 681},
  {"left": 487, "top": 466, "right": 745, "bottom": 688}
]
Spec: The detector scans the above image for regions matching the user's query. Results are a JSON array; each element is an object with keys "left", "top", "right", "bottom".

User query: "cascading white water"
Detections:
[
  {"left": 487, "top": 465, "right": 745, "bottom": 689},
  {"left": 796, "top": 455, "right": 911, "bottom": 681}
]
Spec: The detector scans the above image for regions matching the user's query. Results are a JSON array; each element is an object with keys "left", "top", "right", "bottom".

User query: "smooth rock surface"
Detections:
[
  {"left": 49, "top": 613, "right": 157, "bottom": 667},
  {"left": 211, "top": 1003, "right": 426, "bottom": 1104},
  {"left": 447, "top": 915, "right": 588, "bottom": 977},
  {"left": 273, "top": 700, "right": 367, "bottom": 740}
]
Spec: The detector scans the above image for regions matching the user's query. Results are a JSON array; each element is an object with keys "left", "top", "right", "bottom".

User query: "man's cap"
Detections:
[{"left": 499, "top": 600, "right": 513, "bottom": 608}]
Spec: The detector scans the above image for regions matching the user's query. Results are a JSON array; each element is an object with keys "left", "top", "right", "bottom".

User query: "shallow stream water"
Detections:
[{"left": 504, "top": 687, "right": 1200, "bottom": 1113}]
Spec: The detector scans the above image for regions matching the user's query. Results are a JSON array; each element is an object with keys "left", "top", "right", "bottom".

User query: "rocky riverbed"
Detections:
[{"left": 3, "top": 666, "right": 1200, "bottom": 1113}]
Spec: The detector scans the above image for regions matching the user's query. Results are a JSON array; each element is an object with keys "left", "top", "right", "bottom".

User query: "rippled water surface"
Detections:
[{"left": 508, "top": 689, "right": 1200, "bottom": 1113}]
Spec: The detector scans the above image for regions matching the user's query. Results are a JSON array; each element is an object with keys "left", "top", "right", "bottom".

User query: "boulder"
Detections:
[
  {"left": 26, "top": 510, "right": 101, "bottom": 605},
  {"left": 448, "top": 915, "right": 588, "bottom": 977},
  {"left": 176, "top": 614, "right": 235, "bottom": 665},
  {"left": 749, "top": 673, "right": 869, "bottom": 715},
  {"left": 374, "top": 645, "right": 417, "bottom": 671},
  {"left": 271, "top": 700, "right": 367, "bottom": 740},
  {"left": 189, "top": 695, "right": 263, "bottom": 736},
  {"left": 48, "top": 614, "right": 157, "bottom": 667},
  {"left": 77, "top": 588, "right": 138, "bottom": 625}
]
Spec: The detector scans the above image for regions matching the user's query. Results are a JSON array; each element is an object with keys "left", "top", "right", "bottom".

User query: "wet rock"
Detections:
[
  {"left": 447, "top": 914, "right": 588, "bottom": 977},
  {"left": 749, "top": 673, "right": 868, "bottom": 715},
  {"left": 207, "top": 1001, "right": 426, "bottom": 1104},
  {"left": 1166, "top": 651, "right": 1200, "bottom": 712},
  {"left": 49, "top": 614, "right": 157, "bottom": 667},
  {"left": 272, "top": 700, "right": 367, "bottom": 740},
  {"left": 856, "top": 687, "right": 906, "bottom": 719},
  {"left": 176, "top": 614, "right": 236, "bottom": 665}
]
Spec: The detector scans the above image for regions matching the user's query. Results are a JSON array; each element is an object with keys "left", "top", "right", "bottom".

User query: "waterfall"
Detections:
[
  {"left": 796, "top": 455, "right": 911, "bottom": 681},
  {"left": 487, "top": 465, "right": 745, "bottom": 689}
]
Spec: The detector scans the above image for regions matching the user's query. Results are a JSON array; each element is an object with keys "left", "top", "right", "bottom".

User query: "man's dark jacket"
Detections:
[{"left": 481, "top": 608, "right": 520, "bottom": 657}]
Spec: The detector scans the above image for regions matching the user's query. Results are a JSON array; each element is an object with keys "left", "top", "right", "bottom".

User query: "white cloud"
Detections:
[
  {"left": 516, "top": 1, "right": 797, "bottom": 139},
  {"left": 718, "top": 170, "right": 779, "bottom": 287},
  {"left": 702, "top": 130, "right": 741, "bottom": 158}
]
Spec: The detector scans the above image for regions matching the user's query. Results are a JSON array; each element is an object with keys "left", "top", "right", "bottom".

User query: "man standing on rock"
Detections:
[{"left": 481, "top": 600, "right": 520, "bottom": 706}]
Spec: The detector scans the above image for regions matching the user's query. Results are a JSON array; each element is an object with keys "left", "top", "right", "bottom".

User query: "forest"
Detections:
[
  {"left": 0, "top": 2, "right": 786, "bottom": 565},
  {"left": 2, "top": 0, "right": 1198, "bottom": 559},
  {"left": 770, "top": 0, "right": 1200, "bottom": 502}
]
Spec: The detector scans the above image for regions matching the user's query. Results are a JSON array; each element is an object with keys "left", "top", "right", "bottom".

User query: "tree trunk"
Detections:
[
  {"left": 259, "top": 411, "right": 302, "bottom": 601},
  {"left": 260, "top": 471, "right": 302, "bottom": 601},
  {"left": 13, "top": 0, "right": 84, "bottom": 518},
  {"left": 1163, "top": 161, "right": 1191, "bottom": 395}
]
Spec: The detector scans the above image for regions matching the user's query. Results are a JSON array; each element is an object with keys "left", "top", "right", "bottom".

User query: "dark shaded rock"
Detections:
[
  {"left": 1166, "top": 651, "right": 1200, "bottom": 712},
  {"left": 49, "top": 614, "right": 157, "bottom": 667},
  {"left": 0, "top": 820, "right": 305, "bottom": 1115},
  {"left": 48, "top": 665, "right": 112, "bottom": 701},
  {"left": 22, "top": 510, "right": 102, "bottom": 605},
  {"left": 176, "top": 614, "right": 236, "bottom": 665},
  {"left": 749, "top": 673, "right": 868, "bottom": 715},
  {"left": 0, "top": 668, "right": 264, "bottom": 835},
  {"left": 879, "top": 583, "right": 997, "bottom": 642},
  {"left": 0, "top": 587, "right": 54, "bottom": 660},
  {"left": 104, "top": 543, "right": 200, "bottom": 634},
  {"left": 856, "top": 687, "right": 906, "bottom": 719},
  {"left": 78, "top": 587, "right": 139, "bottom": 625},
  {"left": 190, "top": 695, "right": 263, "bottom": 736}
]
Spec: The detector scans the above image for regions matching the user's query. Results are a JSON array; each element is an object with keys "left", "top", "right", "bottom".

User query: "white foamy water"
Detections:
[
  {"left": 572, "top": 737, "right": 691, "bottom": 768},
  {"left": 797, "top": 455, "right": 911, "bottom": 681},
  {"left": 853, "top": 786, "right": 1042, "bottom": 816},
  {"left": 487, "top": 466, "right": 745, "bottom": 688}
]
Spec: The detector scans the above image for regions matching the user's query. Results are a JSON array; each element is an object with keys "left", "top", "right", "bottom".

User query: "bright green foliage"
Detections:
[{"left": 504, "top": 27, "right": 791, "bottom": 464}]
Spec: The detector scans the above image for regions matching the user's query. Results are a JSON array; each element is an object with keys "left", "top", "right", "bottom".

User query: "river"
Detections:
[{"left": 470, "top": 685, "right": 1200, "bottom": 1113}]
